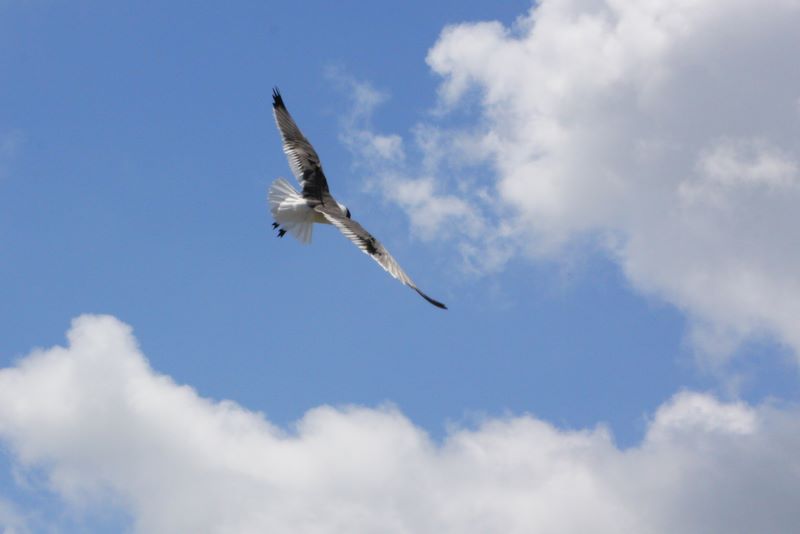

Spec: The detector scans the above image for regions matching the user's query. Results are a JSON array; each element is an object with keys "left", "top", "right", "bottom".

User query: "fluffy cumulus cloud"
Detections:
[
  {"left": 349, "top": 0, "right": 800, "bottom": 363},
  {"left": 1, "top": 315, "right": 800, "bottom": 533}
]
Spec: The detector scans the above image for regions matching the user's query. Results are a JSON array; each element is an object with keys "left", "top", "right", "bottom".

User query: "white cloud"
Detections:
[
  {"left": 681, "top": 138, "right": 799, "bottom": 204},
  {"left": 327, "top": 69, "right": 406, "bottom": 166},
  {"left": 343, "top": 0, "right": 800, "bottom": 364},
  {"left": 1, "top": 315, "right": 800, "bottom": 533}
]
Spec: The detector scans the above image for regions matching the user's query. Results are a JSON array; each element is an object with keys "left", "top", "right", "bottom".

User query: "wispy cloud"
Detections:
[
  {"left": 1, "top": 315, "right": 800, "bottom": 533},
  {"left": 326, "top": 67, "right": 406, "bottom": 165},
  {"left": 0, "top": 498, "right": 30, "bottom": 534},
  {"left": 330, "top": 71, "right": 513, "bottom": 273}
]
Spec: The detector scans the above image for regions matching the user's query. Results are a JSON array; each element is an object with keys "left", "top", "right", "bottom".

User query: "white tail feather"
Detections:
[{"left": 268, "top": 178, "right": 314, "bottom": 244}]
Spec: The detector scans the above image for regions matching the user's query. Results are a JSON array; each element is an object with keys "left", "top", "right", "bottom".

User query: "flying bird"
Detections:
[{"left": 268, "top": 88, "right": 447, "bottom": 309}]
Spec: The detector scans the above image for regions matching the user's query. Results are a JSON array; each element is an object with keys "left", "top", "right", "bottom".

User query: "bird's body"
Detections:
[
  {"left": 268, "top": 177, "right": 338, "bottom": 243},
  {"left": 269, "top": 88, "right": 446, "bottom": 309}
]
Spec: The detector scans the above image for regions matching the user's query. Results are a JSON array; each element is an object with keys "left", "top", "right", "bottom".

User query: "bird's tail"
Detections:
[{"left": 268, "top": 178, "right": 314, "bottom": 244}]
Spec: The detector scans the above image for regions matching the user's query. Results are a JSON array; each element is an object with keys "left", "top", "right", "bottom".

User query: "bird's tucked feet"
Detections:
[{"left": 272, "top": 221, "right": 287, "bottom": 238}]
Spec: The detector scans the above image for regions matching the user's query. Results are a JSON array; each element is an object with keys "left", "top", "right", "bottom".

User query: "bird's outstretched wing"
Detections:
[
  {"left": 315, "top": 204, "right": 447, "bottom": 309},
  {"left": 272, "top": 88, "right": 330, "bottom": 202}
]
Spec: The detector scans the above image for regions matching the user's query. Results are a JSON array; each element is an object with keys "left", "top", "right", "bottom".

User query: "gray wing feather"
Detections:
[
  {"left": 272, "top": 88, "right": 330, "bottom": 201},
  {"left": 315, "top": 205, "right": 447, "bottom": 309}
]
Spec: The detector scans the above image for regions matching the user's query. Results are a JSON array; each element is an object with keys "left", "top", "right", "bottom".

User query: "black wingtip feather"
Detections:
[
  {"left": 272, "top": 87, "right": 284, "bottom": 109},
  {"left": 415, "top": 288, "right": 447, "bottom": 309}
]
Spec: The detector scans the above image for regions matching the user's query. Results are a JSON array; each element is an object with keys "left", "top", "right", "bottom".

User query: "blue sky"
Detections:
[{"left": 2, "top": 1, "right": 800, "bottom": 532}]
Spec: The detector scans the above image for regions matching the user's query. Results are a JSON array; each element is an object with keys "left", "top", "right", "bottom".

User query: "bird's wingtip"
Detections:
[
  {"left": 415, "top": 288, "right": 447, "bottom": 309},
  {"left": 272, "top": 87, "right": 284, "bottom": 109}
]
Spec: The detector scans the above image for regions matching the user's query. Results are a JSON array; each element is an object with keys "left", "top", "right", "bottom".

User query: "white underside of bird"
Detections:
[{"left": 268, "top": 177, "right": 327, "bottom": 244}]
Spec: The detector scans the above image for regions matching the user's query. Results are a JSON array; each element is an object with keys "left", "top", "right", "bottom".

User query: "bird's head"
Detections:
[{"left": 337, "top": 202, "right": 351, "bottom": 219}]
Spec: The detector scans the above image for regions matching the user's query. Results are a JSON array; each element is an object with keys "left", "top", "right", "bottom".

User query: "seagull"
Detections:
[{"left": 268, "top": 88, "right": 447, "bottom": 309}]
